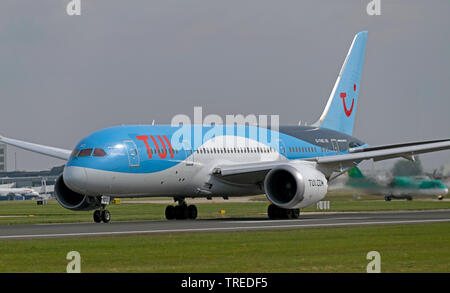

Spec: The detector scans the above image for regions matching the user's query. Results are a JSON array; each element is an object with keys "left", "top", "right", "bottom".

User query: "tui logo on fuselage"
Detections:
[{"left": 136, "top": 135, "right": 174, "bottom": 159}]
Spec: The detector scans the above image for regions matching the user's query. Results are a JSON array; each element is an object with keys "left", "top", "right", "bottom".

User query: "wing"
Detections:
[
  {"left": 0, "top": 135, "right": 72, "bottom": 160},
  {"left": 212, "top": 139, "right": 450, "bottom": 183},
  {"left": 212, "top": 161, "right": 281, "bottom": 184},
  {"left": 308, "top": 139, "right": 450, "bottom": 170}
]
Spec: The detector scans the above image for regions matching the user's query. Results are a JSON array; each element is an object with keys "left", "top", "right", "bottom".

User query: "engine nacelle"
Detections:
[
  {"left": 264, "top": 163, "right": 328, "bottom": 209},
  {"left": 55, "top": 175, "right": 101, "bottom": 211}
]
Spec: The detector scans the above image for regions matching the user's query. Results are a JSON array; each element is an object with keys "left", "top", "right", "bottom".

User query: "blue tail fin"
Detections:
[{"left": 314, "top": 31, "right": 368, "bottom": 135}]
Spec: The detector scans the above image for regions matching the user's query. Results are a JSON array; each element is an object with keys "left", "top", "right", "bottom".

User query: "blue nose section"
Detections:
[{"left": 63, "top": 166, "right": 87, "bottom": 193}]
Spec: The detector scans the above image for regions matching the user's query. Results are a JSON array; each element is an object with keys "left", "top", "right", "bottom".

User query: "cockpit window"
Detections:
[
  {"left": 70, "top": 148, "right": 79, "bottom": 157},
  {"left": 78, "top": 148, "right": 93, "bottom": 157},
  {"left": 93, "top": 148, "right": 107, "bottom": 157}
]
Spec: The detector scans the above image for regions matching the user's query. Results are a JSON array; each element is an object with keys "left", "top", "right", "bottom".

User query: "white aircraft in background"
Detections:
[{"left": 0, "top": 186, "right": 40, "bottom": 197}]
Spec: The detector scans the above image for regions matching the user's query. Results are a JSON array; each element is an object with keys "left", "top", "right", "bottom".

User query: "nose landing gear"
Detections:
[
  {"left": 93, "top": 196, "right": 112, "bottom": 223},
  {"left": 93, "top": 209, "right": 111, "bottom": 223}
]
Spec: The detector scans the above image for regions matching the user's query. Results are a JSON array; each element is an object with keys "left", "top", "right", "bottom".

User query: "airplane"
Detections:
[
  {"left": 31, "top": 184, "right": 54, "bottom": 200},
  {"left": 345, "top": 167, "right": 448, "bottom": 201},
  {"left": 430, "top": 168, "right": 450, "bottom": 190},
  {"left": 0, "top": 181, "right": 49, "bottom": 199},
  {"left": 1, "top": 31, "right": 450, "bottom": 223},
  {"left": 0, "top": 183, "right": 15, "bottom": 188},
  {"left": 0, "top": 187, "right": 40, "bottom": 198}
]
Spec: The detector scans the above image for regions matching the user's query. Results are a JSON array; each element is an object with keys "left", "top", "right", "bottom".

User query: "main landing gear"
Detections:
[
  {"left": 165, "top": 198, "right": 198, "bottom": 220},
  {"left": 267, "top": 204, "right": 300, "bottom": 219},
  {"left": 384, "top": 195, "right": 413, "bottom": 201}
]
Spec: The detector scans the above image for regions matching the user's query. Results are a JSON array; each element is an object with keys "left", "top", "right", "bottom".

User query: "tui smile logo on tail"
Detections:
[{"left": 340, "top": 83, "right": 357, "bottom": 117}]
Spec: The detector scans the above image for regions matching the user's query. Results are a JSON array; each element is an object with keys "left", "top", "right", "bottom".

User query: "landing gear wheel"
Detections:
[
  {"left": 384, "top": 196, "right": 392, "bottom": 201},
  {"left": 187, "top": 205, "right": 198, "bottom": 220},
  {"left": 93, "top": 210, "right": 102, "bottom": 223},
  {"left": 267, "top": 204, "right": 299, "bottom": 220},
  {"left": 166, "top": 198, "right": 199, "bottom": 220},
  {"left": 165, "top": 205, "right": 176, "bottom": 220},
  {"left": 101, "top": 210, "right": 111, "bottom": 223},
  {"left": 174, "top": 205, "right": 188, "bottom": 220},
  {"left": 285, "top": 209, "right": 294, "bottom": 219},
  {"left": 268, "top": 204, "right": 277, "bottom": 219}
]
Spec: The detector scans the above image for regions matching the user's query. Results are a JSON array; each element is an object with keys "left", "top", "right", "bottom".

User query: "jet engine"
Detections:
[
  {"left": 264, "top": 163, "right": 328, "bottom": 209},
  {"left": 55, "top": 175, "right": 101, "bottom": 211}
]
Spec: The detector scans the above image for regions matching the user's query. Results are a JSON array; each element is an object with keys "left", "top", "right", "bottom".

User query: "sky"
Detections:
[{"left": 0, "top": 0, "right": 449, "bottom": 171}]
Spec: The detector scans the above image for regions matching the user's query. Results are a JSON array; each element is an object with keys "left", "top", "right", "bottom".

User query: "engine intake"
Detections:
[
  {"left": 264, "top": 163, "right": 328, "bottom": 209},
  {"left": 55, "top": 175, "right": 101, "bottom": 211}
]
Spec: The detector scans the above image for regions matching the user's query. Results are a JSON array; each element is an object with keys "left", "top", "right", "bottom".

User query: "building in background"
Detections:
[
  {"left": 0, "top": 144, "right": 6, "bottom": 172},
  {"left": 442, "top": 163, "right": 450, "bottom": 177}
]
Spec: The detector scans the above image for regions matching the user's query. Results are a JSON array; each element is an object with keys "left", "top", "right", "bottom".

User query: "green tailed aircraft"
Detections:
[{"left": 346, "top": 167, "right": 448, "bottom": 201}]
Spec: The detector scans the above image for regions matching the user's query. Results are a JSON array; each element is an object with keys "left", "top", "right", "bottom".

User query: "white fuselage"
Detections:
[{"left": 64, "top": 136, "right": 286, "bottom": 199}]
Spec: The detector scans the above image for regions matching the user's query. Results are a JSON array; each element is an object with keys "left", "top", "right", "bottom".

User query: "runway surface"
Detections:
[{"left": 1, "top": 209, "right": 450, "bottom": 240}]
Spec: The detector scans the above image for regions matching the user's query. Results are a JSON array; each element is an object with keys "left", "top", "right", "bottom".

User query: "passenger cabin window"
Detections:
[
  {"left": 78, "top": 148, "right": 93, "bottom": 157},
  {"left": 93, "top": 148, "right": 107, "bottom": 157}
]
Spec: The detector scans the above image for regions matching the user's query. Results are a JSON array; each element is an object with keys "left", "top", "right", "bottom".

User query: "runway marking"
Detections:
[
  {"left": 225, "top": 217, "right": 371, "bottom": 224},
  {"left": 0, "top": 216, "right": 28, "bottom": 218},
  {"left": 1, "top": 218, "right": 450, "bottom": 240}
]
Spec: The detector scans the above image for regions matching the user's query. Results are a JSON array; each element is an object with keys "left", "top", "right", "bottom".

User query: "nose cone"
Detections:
[{"left": 63, "top": 166, "right": 87, "bottom": 194}]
